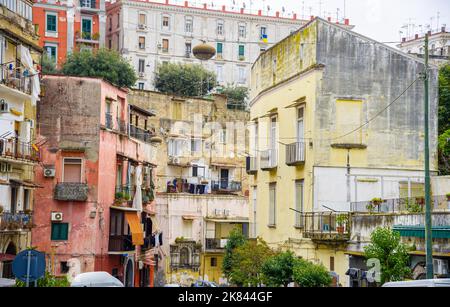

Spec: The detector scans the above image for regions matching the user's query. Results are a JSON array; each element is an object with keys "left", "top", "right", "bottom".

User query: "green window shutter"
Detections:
[
  {"left": 47, "top": 14, "right": 56, "bottom": 32},
  {"left": 82, "top": 19, "right": 92, "bottom": 38},
  {"left": 51, "top": 223, "right": 69, "bottom": 241},
  {"left": 217, "top": 43, "right": 223, "bottom": 54},
  {"left": 239, "top": 45, "right": 244, "bottom": 56}
]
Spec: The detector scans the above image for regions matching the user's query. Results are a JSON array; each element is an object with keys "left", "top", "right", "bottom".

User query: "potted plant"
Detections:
[
  {"left": 0, "top": 204, "right": 3, "bottom": 214},
  {"left": 415, "top": 196, "right": 425, "bottom": 205},
  {"left": 336, "top": 214, "right": 348, "bottom": 234},
  {"left": 92, "top": 32, "right": 100, "bottom": 41},
  {"left": 366, "top": 198, "right": 382, "bottom": 213}
]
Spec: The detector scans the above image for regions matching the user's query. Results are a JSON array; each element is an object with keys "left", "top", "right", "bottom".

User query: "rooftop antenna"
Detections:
[
  {"left": 343, "top": 0, "right": 346, "bottom": 19},
  {"left": 336, "top": 8, "right": 340, "bottom": 22},
  {"left": 437, "top": 11, "right": 440, "bottom": 32},
  {"left": 302, "top": 1, "right": 305, "bottom": 20},
  {"left": 318, "top": 0, "right": 323, "bottom": 17}
]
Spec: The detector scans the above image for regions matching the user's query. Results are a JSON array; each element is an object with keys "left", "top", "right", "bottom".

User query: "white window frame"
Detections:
[
  {"left": 138, "top": 13, "right": 147, "bottom": 26},
  {"left": 45, "top": 11, "right": 58, "bottom": 36},
  {"left": 216, "top": 19, "right": 224, "bottom": 36},
  {"left": 162, "top": 15, "right": 170, "bottom": 30},
  {"left": 138, "top": 36, "right": 145, "bottom": 50},
  {"left": 269, "top": 182, "right": 276, "bottom": 227},
  {"left": 81, "top": 16, "right": 93, "bottom": 38},
  {"left": 185, "top": 16, "right": 193, "bottom": 33},
  {"left": 294, "top": 180, "right": 304, "bottom": 228},
  {"left": 138, "top": 58, "right": 145, "bottom": 73},
  {"left": 238, "top": 23, "right": 246, "bottom": 38},
  {"left": 62, "top": 157, "right": 84, "bottom": 183},
  {"left": 44, "top": 43, "right": 58, "bottom": 62},
  {"left": 238, "top": 66, "right": 246, "bottom": 84}
]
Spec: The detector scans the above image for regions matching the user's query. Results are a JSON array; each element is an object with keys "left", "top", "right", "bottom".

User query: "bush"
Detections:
[
  {"left": 16, "top": 271, "right": 70, "bottom": 287},
  {"left": 292, "top": 259, "right": 332, "bottom": 287},
  {"left": 261, "top": 250, "right": 297, "bottom": 287},
  {"left": 219, "top": 84, "right": 249, "bottom": 110}
]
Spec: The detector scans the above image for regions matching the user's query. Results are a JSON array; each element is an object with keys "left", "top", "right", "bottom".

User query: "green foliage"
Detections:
[
  {"left": 405, "top": 198, "right": 424, "bottom": 213},
  {"left": 16, "top": 271, "right": 70, "bottom": 287},
  {"left": 439, "top": 64, "right": 450, "bottom": 175},
  {"left": 363, "top": 227, "right": 411, "bottom": 285},
  {"left": 292, "top": 259, "right": 332, "bottom": 287},
  {"left": 438, "top": 129, "right": 450, "bottom": 175},
  {"left": 61, "top": 48, "right": 137, "bottom": 88},
  {"left": 229, "top": 238, "right": 273, "bottom": 287},
  {"left": 154, "top": 62, "right": 216, "bottom": 97},
  {"left": 222, "top": 228, "right": 246, "bottom": 279},
  {"left": 336, "top": 214, "right": 348, "bottom": 226},
  {"left": 41, "top": 54, "right": 58, "bottom": 74},
  {"left": 219, "top": 84, "right": 249, "bottom": 110},
  {"left": 261, "top": 250, "right": 297, "bottom": 287}
]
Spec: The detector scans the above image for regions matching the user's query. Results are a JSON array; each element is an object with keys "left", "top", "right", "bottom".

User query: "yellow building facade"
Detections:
[{"left": 248, "top": 18, "right": 438, "bottom": 287}]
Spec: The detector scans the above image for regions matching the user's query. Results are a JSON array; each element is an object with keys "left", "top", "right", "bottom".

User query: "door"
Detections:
[
  {"left": 220, "top": 169, "right": 229, "bottom": 189},
  {"left": 124, "top": 259, "right": 134, "bottom": 287},
  {"left": 297, "top": 107, "right": 304, "bottom": 160},
  {"left": 10, "top": 186, "right": 17, "bottom": 214}
]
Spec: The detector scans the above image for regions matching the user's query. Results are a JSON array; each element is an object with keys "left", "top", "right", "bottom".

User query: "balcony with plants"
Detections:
[
  {"left": 0, "top": 137, "right": 40, "bottom": 164},
  {"left": 1, "top": 62, "right": 33, "bottom": 96},
  {"left": 0, "top": 210, "right": 33, "bottom": 232}
]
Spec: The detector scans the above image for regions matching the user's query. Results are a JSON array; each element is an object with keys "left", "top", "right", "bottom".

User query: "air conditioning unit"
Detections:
[
  {"left": 157, "top": 43, "right": 162, "bottom": 49},
  {"left": 44, "top": 168, "right": 56, "bottom": 177},
  {"left": 433, "top": 259, "right": 449, "bottom": 275},
  {"left": 0, "top": 99, "right": 9, "bottom": 113},
  {"left": 220, "top": 239, "right": 228, "bottom": 248},
  {"left": 51, "top": 212, "right": 63, "bottom": 222},
  {"left": 138, "top": 24, "right": 146, "bottom": 29}
]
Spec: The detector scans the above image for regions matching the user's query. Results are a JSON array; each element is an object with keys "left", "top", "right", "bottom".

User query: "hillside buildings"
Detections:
[
  {"left": 248, "top": 18, "right": 440, "bottom": 286},
  {"left": 128, "top": 90, "right": 249, "bottom": 286},
  {"left": 0, "top": 0, "right": 42, "bottom": 279}
]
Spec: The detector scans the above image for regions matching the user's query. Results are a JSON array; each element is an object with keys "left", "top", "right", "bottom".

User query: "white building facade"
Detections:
[{"left": 106, "top": 0, "right": 318, "bottom": 90}]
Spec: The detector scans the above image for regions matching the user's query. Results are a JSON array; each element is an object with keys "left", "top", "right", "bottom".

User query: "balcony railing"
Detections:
[
  {"left": 246, "top": 156, "right": 258, "bottom": 174},
  {"left": 105, "top": 112, "right": 113, "bottom": 129},
  {"left": 0, "top": 138, "right": 39, "bottom": 163},
  {"left": 109, "top": 234, "right": 134, "bottom": 252},
  {"left": 286, "top": 142, "right": 305, "bottom": 166},
  {"left": 211, "top": 180, "right": 242, "bottom": 193},
  {"left": 114, "top": 185, "right": 136, "bottom": 206},
  {"left": 54, "top": 183, "right": 89, "bottom": 201},
  {"left": 260, "top": 149, "right": 277, "bottom": 170},
  {"left": 1, "top": 63, "right": 32, "bottom": 95},
  {"left": 0, "top": 212, "right": 33, "bottom": 231},
  {"left": 129, "top": 125, "right": 154, "bottom": 144},
  {"left": 302, "top": 212, "right": 351, "bottom": 242},
  {"left": 350, "top": 195, "right": 449, "bottom": 214},
  {"left": 117, "top": 118, "right": 128, "bottom": 134},
  {"left": 205, "top": 238, "right": 228, "bottom": 250}
]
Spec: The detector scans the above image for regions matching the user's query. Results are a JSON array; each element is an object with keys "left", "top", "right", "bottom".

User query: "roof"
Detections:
[{"left": 130, "top": 104, "right": 156, "bottom": 117}]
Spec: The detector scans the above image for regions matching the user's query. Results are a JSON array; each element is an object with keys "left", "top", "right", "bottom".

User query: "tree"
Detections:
[
  {"left": 229, "top": 238, "right": 274, "bottom": 287},
  {"left": 261, "top": 250, "right": 297, "bottom": 287},
  {"left": 154, "top": 62, "right": 216, "bottom": 97},
  {"left": 363, "top": 227, "right": 411, "bottom": 285},
  {"left": 16, "top": 271, "right": 70, "bottom": 287},
  {"left": 41, "top": 54, "right": 57, "bottom": 74},
  {"left": 438, "top": 64, "right": 450, "bottom": 175},
  {"left": 220, "top": 84, "right": 249, "bottom": 110},
  {"left": 292, "top": 259, "right": 332, "bottom": 287},
  {"left": 222, "top": 228, "right": 246, "bottom": 280},
  {"left": 61, "top": 48, "right": 137, "bottom": 88}
]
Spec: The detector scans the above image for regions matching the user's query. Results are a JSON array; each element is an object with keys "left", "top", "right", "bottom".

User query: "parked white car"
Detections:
[
  {"left": 71, "top": 271, "right": 124, "bottom": 287},
  {"left": 382, "top": 279, "right": 450, "bottom": 287}
]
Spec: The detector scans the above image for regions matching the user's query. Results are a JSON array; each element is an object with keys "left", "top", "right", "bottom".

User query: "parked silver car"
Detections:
[{"left": 382, "top": 279, "right": 450, "bottom": 287}]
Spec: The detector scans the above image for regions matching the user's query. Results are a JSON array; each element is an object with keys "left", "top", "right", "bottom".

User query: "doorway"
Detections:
[
  {"left": 220, "top": 169, "right": 229, "bottom": 189},
  {"left": 124, "top": 258, "right": 134, "bottom": 287}
]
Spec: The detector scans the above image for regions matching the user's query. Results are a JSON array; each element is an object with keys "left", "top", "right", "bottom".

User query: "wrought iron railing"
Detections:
[
  {"left": 286, "top": 142, "right": 305, "bottom": 165},
  {"left": 0, "top": 137, "right": 39, "bottom": 162},
  {"left": 302, "top": 212, "right": 351, "bottom": 241},
  {"left": 1, "top": 63, "right": 32, "bottom": 95},
  {"left": 260, "top": 149, "right": 277, "bottom": 170},
  {"left": 108, "top": 234, "right": 134, "bottom": 252},
  {"left": 105, "top": 112, "right": 113, "bottom": 129},
  {"left": 129, "top": 125, "right": 154, "bottom": 144},
  {"left": 0, "top": 212, "right": 33, "bottom": 231},
  {"left": 117, "top": 119, "right": 128, "bottom": 134},
  {"left": 211, "top": 180, "right": 242, "bottom": 192},
  {"left": 114, "top": 185, "right": 136, "bottom": 202},
  {"left": 205, "top": 238, "right": 224, "bottom": 250},
  {"left": 350, "top": 195, "right": 449, "bottom": 213}
]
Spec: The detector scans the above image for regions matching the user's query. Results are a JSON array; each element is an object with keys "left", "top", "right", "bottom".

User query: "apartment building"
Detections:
[
  {"left": 128, "top": 89, "right": 249, "bottom": 286},
  {"left": 106, "top": 0, "right": 351, "bottom": 90},
  {"left": 32, "top": 75, "right": 162, "bottom": 287},
  {"left": 248, "top": 18, "right": 439, "bottom": 286},
  {"left": 33, "top": 0, "right": 106, "bottom": 67},
  {"left": 0, "top": 0, "right": 42, "bottom": 279}
]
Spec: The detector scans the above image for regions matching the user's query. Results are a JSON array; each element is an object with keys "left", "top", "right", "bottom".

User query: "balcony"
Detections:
[
  {"left": 105, "top": 112, "right": 113, "bottom": 129},
  {"left": 129, "top": 125, "right": 154, "bottom": 144},
  {"left": 109, "top": 235, "right": 134, "bottom": 252},
  {"left": 246, "top": 156, "right": 258, "bottom": 174},
  {"left": 260, "top": 149, "right": 277, "bottom": 171},
  {"left": 0, "top": 212, "right": 33, "bottom": 232},
  {"left": 0, "top": 138, "right": 40, "bottom": 164},
  {"left": 75, "top": 32, "right": 100, "bottom": 44},
  {"left": 205, "top": 238, "right": 228, "bottom": 251},
  {"left": 211, "top": 180, "right": 242, "bottom": 194},
  {"left": 1, "top": 63, "right": 32, "bottom": 96},
  {"left": 54, "top": 183, "right": 89, "bottom": 201},
  {"left": 302, "top": 212, "right": 351, "bottom": 243},
  {"left": 114, "top": 185, "right": 136, "bottom": 207},
  {"left": 286, "top": 142, "right": 305, "bottom": 166}
]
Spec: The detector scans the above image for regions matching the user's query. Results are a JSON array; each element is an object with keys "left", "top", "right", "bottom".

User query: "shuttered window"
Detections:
[
  {"left": 51, "top": 223, "right": 69, "bottom": 241},
  {"left": 268, "top": 183, "right": 276, "bottom": 227},
  {"left": 295, "top": 180, "right": 304, "bottom": 227}
]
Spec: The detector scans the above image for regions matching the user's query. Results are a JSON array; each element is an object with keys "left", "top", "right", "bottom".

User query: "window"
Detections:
[
  {"left": 238, "top": 24, "right": 246, "bottom": 38},
  {"left": 330, "top": 256, "right": 335, "bottom": 272},
  {"left": 80, "top": 0, "right": 92, "bottom": 8},
  {"left": 335, "top": 99, "right": 364, "bottom": 144},
  {"left": 46, "top": 12, "right": 57, "bottom": 32},
  {"left": 138, "top": 82, "right": 144, "bottom": 90},
  {"left": 300, "top": 43, "right": 305, "bottom": 60},
  {"left": 139, "top": 13, "right": 146, "bottom": 26},
  {"left": 190, "top": 138, "right": 201, "bottom": 153},
  {"left": 270, "top": 117, "right": 277, "bottom": 152},
  {"left": 219, "top": 129, "right": 226, "bottom": 143},
  {"left": 210, "top": 257, "right": 217, "bottom": 267},
  {"left": 162, "top": 16, "right": 170, "bottom": 28},
  {"left": 117, "top": 13, "right": 120, "bottom": 28},
  {"left": 45, "top": 44, "right": 57, "bottom": 62},
  {"left": 138, "top": 59, "right": 145, "bottom": 73},
  {"left": 182, "top": 220, "right": 193, "bottom": 239},
  {"left": 168, "top": 139, "right": 185, "bottom": 157},
  {"left": 260, "top": 26, "right": 267, "bottom": 39},
  {"left": 185, "top": 42, "right": 191, "bottom": 56},
  {"left": 217, "top": 19, "right": 224, "bottom": 35},
  {"left": 63, "top": 158, "right": 82, "bottom": 183},
  {"left": 294, "top": 180, "right": 304, "bottom": 227},
  {"left": 297, "top": 107, "right": 304, "bottom": 143},
  {"left": 216, "top": 42, "right": 223, "bottom": 55},
  {"left": 108, "top": 39, "right": 112, "bottom": 49},
  {"left": 23, "top": 189, "right": 30, "bottom": 211},
  {"left": 185, "top": 16, "right": 193, "bottom": 32},
  {"left": 180, "top": 247, "right": 189, "bottom": 266},
  {"left": 238, "top": 45, "right": 245, "bottom": 57},
  {"left": 60, "top": 261, "right": 69, "bottom": 274},
  {"left": 269, "top": 183, "right": 276, "bottom": 227},
  {"left": 51, "top": 223, "right": 69, "bottom": 241},
  {"left": 238, "top": 66, "right": 246, "bottom": 84},
  {"left": 139, "top": 36, "right": 145, "bottom": 49},
  {"left": 81, "top": 17, "right": 92, "bottom": 39},
  {"left": 109, "top": 17, "right": 112, "bottom": 31},
  {"left": 162, "top": 39, "right": 169, "bottom": 52}
]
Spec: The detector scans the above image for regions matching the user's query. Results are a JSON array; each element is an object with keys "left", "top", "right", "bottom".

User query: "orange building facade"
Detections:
[{"left": 33, "top": 0, "right": 106, "bottom": 67}]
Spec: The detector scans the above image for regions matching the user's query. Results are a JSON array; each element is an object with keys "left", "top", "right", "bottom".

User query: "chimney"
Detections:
[
  {"left": 402, "top": 37, "right": 406, "bottom": 42},
  {"left": 293, "top": 13, "right": 297, "bottom": 20},
  {"left": 415, "top": 34, "right": 419, "bottom": 39},
  {"left": 222, "top": 5, "right": 226, "bottom": 11},
  {"left": 276, "top": 11, "right": 279, "bottom": 18},
  {"left": 310, "top": 15, "right": 314, "bottom": 20},
  {"left": 165, "top": 0, "right": 169, "bottom": 4},
  {"left": 442, "top": 26, "right": 446, "bottom": 33},
  {"left": 184, "top": 1, "right": 188, "bottom": 7},
  {"left": 427, "top": 30, "right": 432, "bottom": 36},
  {"left": 327, "top": 17, "right": 331, "bottom": 22},
  {"left": 344, "top": 18, "right": 349, "bottom": 25},
  {"left": 240, "top": 8, "right": 244, "bottom": 14},
  {"left": 258, "top": 9, "right": 262, "bottom": 16},
  {"left": 203, "top": 3, "right": 207, "bottom": 9}
]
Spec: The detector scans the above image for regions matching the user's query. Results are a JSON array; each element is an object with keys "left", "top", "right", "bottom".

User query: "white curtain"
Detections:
[
  {"left": 133, "top": 165, "right": 143, "bottom": 212},
  {"left": 19, "top": 45, "right": 40, "bottom": 106}
]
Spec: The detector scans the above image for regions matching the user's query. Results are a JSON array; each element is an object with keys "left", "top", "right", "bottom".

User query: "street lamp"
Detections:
[{"left": 192, "top": 41, "right": 216, "bottom": 97}]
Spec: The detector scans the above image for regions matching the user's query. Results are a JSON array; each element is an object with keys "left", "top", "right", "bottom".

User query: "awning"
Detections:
[
  {"left": 285, "top": 97, "right": 306, "bottom": 109},
  {"left": 125, "top": 211, "right": 144, "bottom": 246},
  {"left": 205, "top": 218, "right": 249, "bottom": 223},
  {"left": 393, "top": 225, "right": 450, "bottom": 239},
  {"left": 8, "top": 179, "right": 43, "bottom": 188},
  {"left": 210, "top": 162, "right": 239, "bottom": 168},
  {"left": 182, "top": 215, "right": 197, "bottom": 220}
]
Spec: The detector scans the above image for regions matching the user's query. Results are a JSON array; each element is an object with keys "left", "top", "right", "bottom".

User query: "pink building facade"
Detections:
[{"left": 32, "top": 75, "right": 161, "bottom": 287}]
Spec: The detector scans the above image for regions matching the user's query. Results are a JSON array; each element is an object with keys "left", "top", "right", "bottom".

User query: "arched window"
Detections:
[{"left": 180, "top": 247, "right": 190, "bottom": 266}]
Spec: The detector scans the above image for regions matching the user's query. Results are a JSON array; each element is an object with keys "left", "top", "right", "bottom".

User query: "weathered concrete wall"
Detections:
[{"left": 314, "top": 20, "right": 439, "bottom": 171}]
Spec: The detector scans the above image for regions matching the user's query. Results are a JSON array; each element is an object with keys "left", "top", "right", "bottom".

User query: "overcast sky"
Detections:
[{"left": 174, "top": 0, "right": 449, "bottom": 45}]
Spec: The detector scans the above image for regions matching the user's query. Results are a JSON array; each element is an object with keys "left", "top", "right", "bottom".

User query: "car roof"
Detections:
[{"left": 383, "top": 279, "right": 450, "bottom": 287}]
